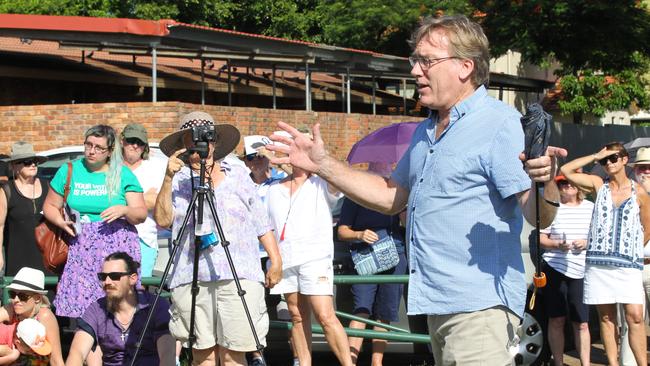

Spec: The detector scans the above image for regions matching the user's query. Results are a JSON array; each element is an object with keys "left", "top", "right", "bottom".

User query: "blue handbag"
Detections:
[{"left": 350, "top": 235, "right": 400, "bottom": 276}]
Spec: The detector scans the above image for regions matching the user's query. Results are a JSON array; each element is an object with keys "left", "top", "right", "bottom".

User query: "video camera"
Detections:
[{"left": 189, "top": 125, "right": 216, "bottom": 159}]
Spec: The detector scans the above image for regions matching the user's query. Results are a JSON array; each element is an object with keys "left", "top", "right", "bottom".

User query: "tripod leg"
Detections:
[
  {"left": 204, "top": 189, "right": 266, "bottom": 355},
  {"left": 129, "top": 190, "right": 200, "bottom": 366}
]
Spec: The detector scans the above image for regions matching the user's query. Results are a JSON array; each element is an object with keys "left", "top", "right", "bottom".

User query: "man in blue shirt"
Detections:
[{"left": 270, "top": 15, "right": 566, "bottom": 365}]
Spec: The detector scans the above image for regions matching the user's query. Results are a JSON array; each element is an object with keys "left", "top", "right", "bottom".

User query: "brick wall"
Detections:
[{"left": 0, "top": 102, "right": 418, "bottom": 160}]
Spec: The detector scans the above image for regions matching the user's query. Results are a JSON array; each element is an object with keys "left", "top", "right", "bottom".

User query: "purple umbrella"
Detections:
[{"left": 346, "top": 122, "right": 420, "bottom": 164}]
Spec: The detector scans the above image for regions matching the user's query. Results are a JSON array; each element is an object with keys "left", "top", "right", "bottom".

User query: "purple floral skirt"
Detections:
[{"left": 53, "top": 219, "right": 141, "bottom": 317}]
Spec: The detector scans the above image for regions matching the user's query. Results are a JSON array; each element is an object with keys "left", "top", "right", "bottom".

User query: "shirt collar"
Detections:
[
  {"left": 450, "top": 85, "right": 487, "bottom": 122},
  {"left": 135, "top": 290, "right": 154, "bottom": 311},
  {"left": 427, "top": 85, "right": 487, "bottom": 129}
]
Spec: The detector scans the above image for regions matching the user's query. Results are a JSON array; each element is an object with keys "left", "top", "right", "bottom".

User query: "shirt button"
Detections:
[
  {"left": 419, "top": 178, "right": 423, "bottom": 183},
  {"left": 429, "top": 149, "right": 433, "bottom": 154},
  {"left": 410, "top": 269, "right": 416, "bottom": 274}
]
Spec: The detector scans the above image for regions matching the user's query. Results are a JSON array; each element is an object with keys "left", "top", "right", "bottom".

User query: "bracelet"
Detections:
[{"left": 544, "top": 198, "right": 560, "bottom": 207}]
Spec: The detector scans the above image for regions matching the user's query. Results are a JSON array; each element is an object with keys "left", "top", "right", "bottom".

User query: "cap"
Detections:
[
  {"left": 16, "top": 318, "right": 52, "bottom": 356},
  {"left": 122, "top": 123, "right": 149, "bottom": 145}
]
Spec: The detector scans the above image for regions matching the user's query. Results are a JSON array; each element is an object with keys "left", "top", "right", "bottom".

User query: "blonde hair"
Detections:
[{"left": 409, "top": 15, "right": 490, "bottom": 87}]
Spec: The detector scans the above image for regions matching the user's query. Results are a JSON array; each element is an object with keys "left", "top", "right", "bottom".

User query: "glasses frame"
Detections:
[
  {"left": 84, "top": 141, "right": 110, "bottom": 154},
  {"left": 598, "top": 154, "right": 621, "bottom": 166},
  {"left": 124, "top": 137, "right": 146, "bottom": 147},
  {"left": 635, "top": 164, "right": 650, "bottom": 171},
  {"left": 408, "top": 55, "right": 458, "bottom": 70},
  {"left": 97, "top": 272, "right": 132, "bottom": 282},
  {"left": 8, "top": 290, "right": 33, "bottom": 302}
]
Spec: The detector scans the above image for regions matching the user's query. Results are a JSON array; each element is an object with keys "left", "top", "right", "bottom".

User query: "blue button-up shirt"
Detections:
[{"left": 392, "top": 86, "right": 531, "bottom": 317}]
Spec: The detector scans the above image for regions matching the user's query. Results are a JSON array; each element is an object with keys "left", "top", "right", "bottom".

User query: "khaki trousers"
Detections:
[{"left": 427, "top": 306, "right": 520, "bottom": 366}]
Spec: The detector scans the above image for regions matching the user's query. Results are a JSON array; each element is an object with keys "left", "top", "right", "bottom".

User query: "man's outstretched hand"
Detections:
[{"left": 267, "top": 121, "right": 329, "bottom": 174}]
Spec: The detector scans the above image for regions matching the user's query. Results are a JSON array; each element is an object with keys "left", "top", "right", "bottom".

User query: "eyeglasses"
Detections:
[
  {"left": 84, "top": 142, "right": 110, "bottom": 154},
  {"left": 598, "top": 154, "right": 621, "bottom": 166},
  {"left": 408, "top": 55, "right": 458, "bottom": 70},
  {"left": 557, "top": 181, "right": 572, "bottom": 188},
  {"left": 19, "top": 159, "right": 38, "bottom": 166},
  {"left": 245, "top": 154, "right": 263, "bottom": 162},
  {"left": 97, "top": 272, "right": 131, "bottom": 281},
  {"left": 8, "top": 290, "right": 33, "bottom": 302},
  {"left": 124, "top": 138, "right": 146, "bottom": 147}
]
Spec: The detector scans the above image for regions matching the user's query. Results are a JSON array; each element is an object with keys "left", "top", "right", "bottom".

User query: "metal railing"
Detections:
[{"left": 1, "top": 274, "right": 430, "bottom": 344}]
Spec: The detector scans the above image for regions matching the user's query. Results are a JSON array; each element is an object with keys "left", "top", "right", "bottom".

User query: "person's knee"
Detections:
[
  {"left": 625, "top": 310, "right": 644, "bottom": 325},
  {"left": 314, "top": 308, "right": 338, "bottom": 328},
  {"left": 573, "top": 321, "right": 589, "bottom": 332},
  {"left": 192, "top": 346, "right": 218, "bottom": 366},
  {"left": 219, "top": 348, "right": 245, "bottom": 365},
  {"left": 548, "top": 316, "right": 566, "bottom": 329}
]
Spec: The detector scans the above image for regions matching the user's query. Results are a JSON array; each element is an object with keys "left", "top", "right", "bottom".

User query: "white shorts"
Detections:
[
  {"left": 584, "top": 264, "right": 644, "bottom": 304},
  {"left": 270, "top": 257, "right": 334, "bottom": 296}
]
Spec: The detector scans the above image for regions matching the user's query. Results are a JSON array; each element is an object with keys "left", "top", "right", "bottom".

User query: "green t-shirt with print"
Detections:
[{"left": 50, "top": 159, "right": 143, "bottom": 222}]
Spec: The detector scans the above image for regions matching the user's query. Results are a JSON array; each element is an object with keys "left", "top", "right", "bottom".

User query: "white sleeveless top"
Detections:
[{"left": 586, "top": 181, "right": 644, "bottom": 270}]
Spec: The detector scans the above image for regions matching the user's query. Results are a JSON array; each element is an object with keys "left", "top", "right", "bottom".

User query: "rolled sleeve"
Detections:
[{"left": 487, "top": 119, "right": 531, "bottom": 199}]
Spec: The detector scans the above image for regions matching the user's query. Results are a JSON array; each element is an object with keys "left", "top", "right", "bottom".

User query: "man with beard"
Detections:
[{"left": 66, "top": 252, "right": 175, "bottom": 366}]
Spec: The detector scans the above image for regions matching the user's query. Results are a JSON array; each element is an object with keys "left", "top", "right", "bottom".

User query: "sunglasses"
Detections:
[
  {"left": 124, "top": 138, "right": 146, "bottom": 147},
  {"left": 19, "top": 159, "right": 38, "bottom": 166},
  {"left": 245, "top": 154, "right": 262, "bottom": 162},
  {"left": 598, "top": 154, "right": 621, "bottom": 166},
  {"left": 8, "top": 290, "right": 33, "bottom": 302},
  {"left": 557, "top": 180, "right": 572, "bottom": 188},
  {"left": 97, "top": 272, "right": 131, "bottom": 281}
]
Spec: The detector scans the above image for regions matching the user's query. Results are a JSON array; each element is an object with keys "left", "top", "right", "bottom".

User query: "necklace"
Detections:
[
  {"left": 115, "top": 309, "right": 136, "bottom": 342},
  {"left": 279, "top": 175, "right": 308, "bottom": 241}
]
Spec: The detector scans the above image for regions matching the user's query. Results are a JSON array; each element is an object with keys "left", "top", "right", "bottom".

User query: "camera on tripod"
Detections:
[
  {"left": 192, "top": 124, "right": 216, "bottom": 143},
  {"left": 189, "top": 125, "right": 216, "bottom": 159}
]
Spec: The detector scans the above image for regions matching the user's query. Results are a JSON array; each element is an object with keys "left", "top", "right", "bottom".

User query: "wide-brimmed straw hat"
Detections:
[
  {"left": 629, "top": 147, "right": 650, "bottom": 166},
  {"left": 159, "top": 111, "right": 240, "bottom": 160},
  {"left": 2, "top": 142, "right": 48, "bottom": 164},
  {"left": 6, "top": 267, "right": 48, "bottom": 295}
]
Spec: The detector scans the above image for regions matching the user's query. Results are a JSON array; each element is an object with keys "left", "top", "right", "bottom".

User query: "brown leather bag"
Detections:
[{"left": 34, "top": 162, "right": 72, "bottom": 274}]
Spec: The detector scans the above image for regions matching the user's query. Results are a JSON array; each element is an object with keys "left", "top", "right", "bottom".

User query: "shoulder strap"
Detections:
[{"left": 62, "top": 162, "right": 73, "bottom": 202}]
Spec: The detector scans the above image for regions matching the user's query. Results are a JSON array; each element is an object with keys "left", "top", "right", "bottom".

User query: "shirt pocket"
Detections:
[{"left": 431, "top": 149, "right": 477, "bottom": 194}]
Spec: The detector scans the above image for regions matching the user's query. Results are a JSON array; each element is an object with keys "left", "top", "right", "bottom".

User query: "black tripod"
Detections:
[{"left": 130, "top": 145, "right": 264, "bottom": 365}]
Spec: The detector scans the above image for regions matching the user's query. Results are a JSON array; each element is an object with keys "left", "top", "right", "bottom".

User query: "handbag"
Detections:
[
  {"left": 350, "top": 234, "right": 400, "bottom": 276},
  {"left": 34, "top": 162, "right": 73, "bottom": 274}
]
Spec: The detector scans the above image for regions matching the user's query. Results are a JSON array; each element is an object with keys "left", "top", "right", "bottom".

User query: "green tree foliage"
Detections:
[
  {"left": 316, "top": 0, "right": 471, "bottom": 56},
  {"left": 471, "top": 0, "right": 650, "bottom": 123}
]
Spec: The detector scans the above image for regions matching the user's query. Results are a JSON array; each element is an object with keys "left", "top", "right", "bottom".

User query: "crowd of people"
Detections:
[{"left": 0, "top": 13, "right": 648, "bottom": 366}]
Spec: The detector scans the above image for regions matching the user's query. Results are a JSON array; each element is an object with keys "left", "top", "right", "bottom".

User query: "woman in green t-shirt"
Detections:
[{"left": 43, "top": 125, "right": 147, "bottom": 318}]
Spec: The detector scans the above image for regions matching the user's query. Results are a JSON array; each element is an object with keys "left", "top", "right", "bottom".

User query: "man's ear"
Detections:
[
  {"left": 129, "top": 273, "right": 138, "bottom": 286},
  {"left": 458, "top": 58, "right": 475, "bottom": 82}
]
